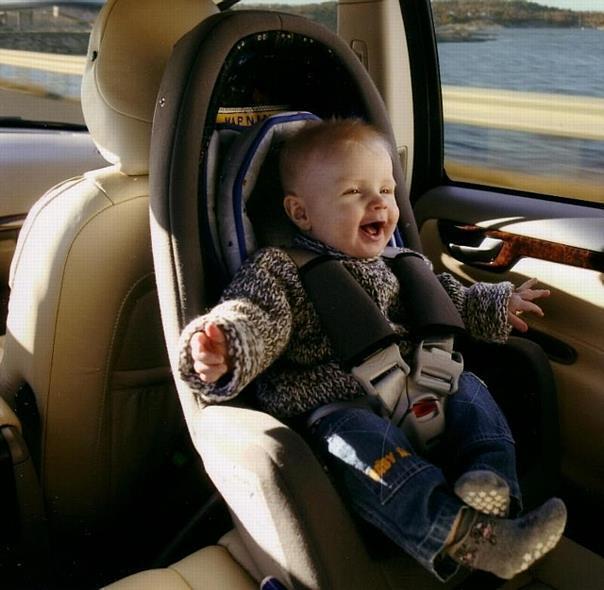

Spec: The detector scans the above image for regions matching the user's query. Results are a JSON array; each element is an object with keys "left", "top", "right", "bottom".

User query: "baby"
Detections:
[{"left": 179, "top": 118, "right": 566, "bottom": 581}]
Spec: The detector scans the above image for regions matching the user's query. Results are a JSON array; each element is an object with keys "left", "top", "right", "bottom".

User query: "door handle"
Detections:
[
  {"left": 448, "top": 237, "right": 504, "bottom": 263},
  {"left": 439, "top": 220, "right": 604, "bottom": 272}
]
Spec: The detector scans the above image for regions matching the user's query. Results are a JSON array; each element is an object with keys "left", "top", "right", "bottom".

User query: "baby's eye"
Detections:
[
  {"left": 380, "top": 187, "right": 394, "bottom": 195},
  {"left": 343, "top": 187, "right": 360, "bottom": 195}
]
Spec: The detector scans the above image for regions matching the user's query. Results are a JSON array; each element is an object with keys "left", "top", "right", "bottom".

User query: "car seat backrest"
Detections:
[{"left": 0, "top": 0, "right": 219, "bottom": 573}]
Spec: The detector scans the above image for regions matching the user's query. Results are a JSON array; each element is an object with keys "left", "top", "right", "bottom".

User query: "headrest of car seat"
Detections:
[
  {"left": 81, "top": 0, "right": 218, "bottom": 175},
  {"left": 210, "top": 111, "right": 404, "bottom": 279},
  {"left": 211, "top": 111, "right": 321, "bottom": 278}
]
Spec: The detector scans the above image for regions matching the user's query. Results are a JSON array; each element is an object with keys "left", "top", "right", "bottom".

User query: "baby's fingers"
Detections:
[
  {"left": 196, "top": 347, "right": 226, "bottom": 366},
  {"left": 508, "top": 310, "right": 528, "bottom": 333},
  {"left": 191, "top": 325, "right": 226, "bottom": 357},
  {"left": 521, "top": 288, "right": 551, "bottom": 302},
  {"left": 206, "top": 322, "right": 227, "bottom": 345},
  {"left": 516, "top": 279, "right": 550, "bottom": 301},
  {"left": 519, "top": 300, "right": 545, "bottom": 317},
  {"left": 508, "top": 300, "right": 546, "bottom": 332},
  {"left": 194, "top": 360, "right": 228, "bottom": 383},
  {"left": 190, "top": 331, "right": 206, "bottom": 359},
  {"left": 516, "top": 277, "right": 539, "bottom": 291}
]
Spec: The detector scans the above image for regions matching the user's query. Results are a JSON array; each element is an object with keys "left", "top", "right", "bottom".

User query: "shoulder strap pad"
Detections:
[
  {"left": 383, "top": 248, "right": 465, "bottom": 338},
  {"left": 286, "top": 249, "right": 398, "bottom": 370}
]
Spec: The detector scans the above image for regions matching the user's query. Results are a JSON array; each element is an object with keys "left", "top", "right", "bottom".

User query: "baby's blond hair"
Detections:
[{"left": 279, "top": 118, "right": 393, "bottom": 194}]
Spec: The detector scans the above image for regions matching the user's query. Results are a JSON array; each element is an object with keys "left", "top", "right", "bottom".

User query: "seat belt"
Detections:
[{"left": 287, "top": 247, "right": 465, "bottom": 452}]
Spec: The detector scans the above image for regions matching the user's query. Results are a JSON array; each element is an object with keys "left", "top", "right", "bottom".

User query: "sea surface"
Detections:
[
  {"left": 439, "top": 27, "right": 604, "bottom": 98},
  {"left": 1, "top": 26, "right": 603, "bottom": 183},
  {"left": 437, "top": 27, "right": 604, "bottom": 181}
]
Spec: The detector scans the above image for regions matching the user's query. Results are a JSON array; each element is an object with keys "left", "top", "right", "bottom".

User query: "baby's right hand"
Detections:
[{"left": 190, "top": 323, "right": 231, "bottom": 383}]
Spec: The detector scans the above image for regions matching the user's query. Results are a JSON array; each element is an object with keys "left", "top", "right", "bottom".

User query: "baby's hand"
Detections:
[
  {"left": 190, "top": 323, "right": 231, "bottom": 383},
  {"left": 508, "top": 278, "right": 551, "bottom": 333}
]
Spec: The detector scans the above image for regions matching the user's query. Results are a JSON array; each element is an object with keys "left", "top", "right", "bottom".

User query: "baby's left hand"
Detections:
[{"left": 508, "top": 278, "right": 551, "bottom": 333}]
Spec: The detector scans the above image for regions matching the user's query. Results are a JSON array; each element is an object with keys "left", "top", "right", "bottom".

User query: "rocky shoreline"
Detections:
[{"left": 436, "top": 24, "right": 498, "bottom": 43}]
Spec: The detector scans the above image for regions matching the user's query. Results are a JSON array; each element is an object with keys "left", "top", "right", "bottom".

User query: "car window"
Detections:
[
  {"left": 235, "top": 0, "right": 336, "bottom": 31},
  {"left": 431, "top": 0, "right": 604, "bottom": 204},
  {"left": 0, "top": 1, "right": 104, "bottom": 127}
]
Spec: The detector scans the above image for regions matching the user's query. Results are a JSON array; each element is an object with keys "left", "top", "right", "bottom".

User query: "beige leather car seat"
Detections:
[
  {"left": 104, "top": 535, "right": 604, "bottom": 590},
  {"left": 104, "top": 544, "right": 257, "bottom": 590},
  {"left": 0, "top": 0, "right": 218, "bottom": 581}
]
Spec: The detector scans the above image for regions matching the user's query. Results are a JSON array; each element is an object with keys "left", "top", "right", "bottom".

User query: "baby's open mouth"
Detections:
[{"left": 360, "top": 221, "right": 385, "bottom": 237}]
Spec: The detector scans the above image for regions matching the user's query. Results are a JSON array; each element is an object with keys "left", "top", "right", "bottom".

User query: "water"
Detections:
[
  {"left": 439, "top": 27, "right": 604, "bottom": 98},
  {"left": 437, "top": 27, "right": 604, "bottom": 182}
]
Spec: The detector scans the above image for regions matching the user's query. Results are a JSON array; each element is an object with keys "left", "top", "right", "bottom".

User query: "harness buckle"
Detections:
[
  {"left": 412, "top": 337, "right": 464, "bottom": 395},
  {"left": 402, "top": 392, "right": 446, "bottom": 452},
  {"left": 351, "top": 343, "right": 410, "bottom": 414}
]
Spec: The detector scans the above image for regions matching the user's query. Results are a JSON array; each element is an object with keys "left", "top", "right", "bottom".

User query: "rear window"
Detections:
[{"left": 0, "top": 2, "right": 103, "bottom": 126}]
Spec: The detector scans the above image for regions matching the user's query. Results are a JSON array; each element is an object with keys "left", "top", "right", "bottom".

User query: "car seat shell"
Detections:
[{"left": 149, "top": 9, "right": 560, "bottom": 589}]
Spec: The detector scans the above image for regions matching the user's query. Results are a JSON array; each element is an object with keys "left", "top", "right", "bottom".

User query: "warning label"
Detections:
[{"left": 216, "top": 105, "right": 289, "bottom": 126}]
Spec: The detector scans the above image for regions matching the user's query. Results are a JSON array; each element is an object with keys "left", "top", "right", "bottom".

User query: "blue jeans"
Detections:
[{"left": 309, "top": 372, "right": 520, "bottom": 580}]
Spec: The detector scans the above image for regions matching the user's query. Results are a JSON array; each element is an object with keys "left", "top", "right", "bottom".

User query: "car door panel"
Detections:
[{"left": 415, "top": 186, "right": 604, "bottom": 500}]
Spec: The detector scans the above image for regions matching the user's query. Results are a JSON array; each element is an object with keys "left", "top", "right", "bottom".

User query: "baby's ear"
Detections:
[{"left": 283, "top": 195, "right": 311, "bottom": 231}]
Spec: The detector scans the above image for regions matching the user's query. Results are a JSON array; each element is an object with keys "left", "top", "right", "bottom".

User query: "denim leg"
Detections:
[
  {"left": 310, "top": 408, "right": 463, "bottom": 580},
  {"left": 438, "top": 372, "right": 522, "bottom": 511}
]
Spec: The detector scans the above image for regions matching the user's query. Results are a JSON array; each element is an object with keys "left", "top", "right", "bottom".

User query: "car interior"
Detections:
[{"left": 0, "top": 0, "right": 603, "bottom": 589}]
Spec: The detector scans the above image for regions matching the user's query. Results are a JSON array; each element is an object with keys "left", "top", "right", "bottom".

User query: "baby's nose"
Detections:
[{"left": 370, "top": 194, "right": 388, "bottom": 208}]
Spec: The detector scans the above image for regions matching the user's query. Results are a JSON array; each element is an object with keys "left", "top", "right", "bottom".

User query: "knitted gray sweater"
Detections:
[{"left": 178, "top": 236, "right": 514, "bottom": 418}]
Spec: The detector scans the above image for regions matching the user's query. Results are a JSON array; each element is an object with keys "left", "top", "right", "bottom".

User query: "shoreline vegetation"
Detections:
[
  {"left": 432, "top": 0, "right": 604, "bottom": 42},
  {"left": 432, "top": 0, "right": 604, "bottom": 30},
  {"left": 1, "top": 0, "right": 604, "bottom": 53}
]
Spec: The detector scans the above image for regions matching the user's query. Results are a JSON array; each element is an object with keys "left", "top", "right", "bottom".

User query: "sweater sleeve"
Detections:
[
  {"left": 178, "top": 249, "right": 295, "bottom": 403},
  {"left": 437, "top": 272, "right": 514, "bottom": 343}
]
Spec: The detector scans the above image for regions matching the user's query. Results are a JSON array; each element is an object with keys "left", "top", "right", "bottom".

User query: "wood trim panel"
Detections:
[{"left": 438, "top": 220, "right": 604, "bottom": 273}]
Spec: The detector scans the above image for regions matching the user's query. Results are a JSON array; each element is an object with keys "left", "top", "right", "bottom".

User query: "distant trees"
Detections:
[
  {"left": 432, "top": 0, "right": 604, "bottom": 28},
  {"left": 235, "top": 1, "right": 604, "bottom": 30}
]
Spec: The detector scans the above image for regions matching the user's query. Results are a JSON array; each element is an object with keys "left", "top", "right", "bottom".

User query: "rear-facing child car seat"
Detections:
[
  {"left": 0, "top": 0, "right": 219, "bottom": 584},
  {"left": 149, "top": 10, "right": 560, "bottom": 589}
]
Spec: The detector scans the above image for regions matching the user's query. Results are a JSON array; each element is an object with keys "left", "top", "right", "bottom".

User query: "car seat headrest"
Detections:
[
  {"left": 209, "top": 111, "right": 321, "bottom": 279},
  {"left": 207, "top": 111, "right": 404, "bottom": 283},
  {"left": 81, "top": 0, "right": 218, "bottom": 175}
]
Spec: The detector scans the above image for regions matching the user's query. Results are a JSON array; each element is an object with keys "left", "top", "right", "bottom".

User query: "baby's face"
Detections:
[{"left": 287, "top": 138, "right": 399, "bottom": 258}]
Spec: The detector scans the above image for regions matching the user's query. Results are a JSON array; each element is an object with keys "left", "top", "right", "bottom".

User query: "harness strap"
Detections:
[
  {"left": 382, "top": 247, "right": 465, "bottom": 337},
  {"left": 295, "top": 252, "right": 399, "bottom": 370},
  {"left": 286, "top": 246, "right": 465, "bottom": 452}
]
